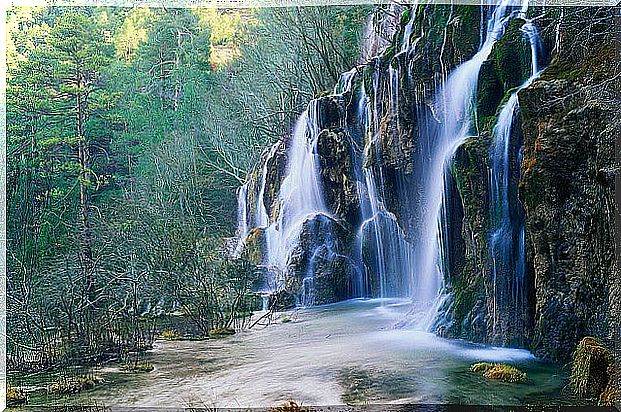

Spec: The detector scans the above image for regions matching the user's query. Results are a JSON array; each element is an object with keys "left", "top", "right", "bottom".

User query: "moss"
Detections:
[
  {"left": 48, "top": 375, "right": 103, "bottom": 395},
  {"left": 470, "top": 362, "right": 528, "bottom": 383},
  {"left": 242, "top": 227, "right": 266, "bottom": 265},
  {"left": 160, "top": 329, "right": 180, "bottom": 340},
  {"left": 7, "top": 385, "right": 28, "bottom": 406},
  {"left": 570, "top": 336, "right": 614, "bottom": 401},
  {"left": 208, "top": 327, "right": 236, "bottom": 337},
  {"left": 120, "top": 362, "right": 154, "bottom": 373},
  {"left": 491, "top": 18, "right": 531, "bottom": 90}
]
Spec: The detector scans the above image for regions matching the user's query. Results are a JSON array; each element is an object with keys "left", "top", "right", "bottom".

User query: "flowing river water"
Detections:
[{"left": 26, "top": 299, "right": 574, "bottom": 409}]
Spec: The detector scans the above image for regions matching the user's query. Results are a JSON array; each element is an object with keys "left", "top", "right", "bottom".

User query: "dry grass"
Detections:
[
  {"left": 48, "top": 375, "right": 103, "bottom": 395},
  {"left": 470, "top": 362, "right": 527, "bottom": 383},
  {"left": 160, "top": 330, "right": 180, "bottom": 340},
  {"left": 208, "top": 327, "right": 236, "bottom": 337}
]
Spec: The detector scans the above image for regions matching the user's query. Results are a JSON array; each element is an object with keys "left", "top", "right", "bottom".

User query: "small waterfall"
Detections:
[
  {"left": 488, "top": 9, "right": 543, "bottom": 337},
  {"left": 262, "top": 103, "right": 329, "bottom": 288},
  {"left": 355, "top": 73, "right": 416, "bottom": 300},
  {"left": 256, "top": 143, "right": 279, "bottom": 229},
  {"left": 233, "top": 182, "right": 249, "bottom": 258}
]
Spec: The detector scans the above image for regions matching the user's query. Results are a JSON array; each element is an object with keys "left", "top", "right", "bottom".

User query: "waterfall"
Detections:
[
  {"left": 234, "top": 1, "right": 537, "bottom": 316},
  {"left": 261, "top": 103, "right": 329, "bottom": 290},
  {"left": 414, "top": 0, "right": 513, "bottom": 330},
  {"left": 488, "top": 10, "right": 543, "bottom": 337},
  {"left": 356, "top": 85, "right": 417, "bottom": 299},
  {"left": 233, "top": 182, "right": 249, "bottom": 258}
]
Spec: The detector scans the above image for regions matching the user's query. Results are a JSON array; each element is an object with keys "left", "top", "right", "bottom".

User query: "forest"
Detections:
[
  {"left": 5, "top": 2, "right": 619, "bottom": 409},
  {"left": 7, "top": 4, "right": 368, "bottom": 368}
]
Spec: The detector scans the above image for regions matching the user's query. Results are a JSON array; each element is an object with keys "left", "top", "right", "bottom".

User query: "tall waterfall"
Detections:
[
  {"left": 488, "top": 10, "right": 543, "bottom": 336},
  {"left": 404, "top": 0, "right": 513, "bottom": 329}
]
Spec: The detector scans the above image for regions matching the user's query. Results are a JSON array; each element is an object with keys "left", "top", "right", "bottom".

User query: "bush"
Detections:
[
  {"left": 7, "top": 385, "right": 28, "bottom": 406},
  {"left": 48, "top": 375, "right": 103, "bottom": 395},
  {"left": 470, "top": 362, "right": 527, "bottom": 383}
]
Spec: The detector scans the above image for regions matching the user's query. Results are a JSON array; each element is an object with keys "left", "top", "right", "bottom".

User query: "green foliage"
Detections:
[{"left": 6, "top": 4, "right": 370, "bottom": 374}]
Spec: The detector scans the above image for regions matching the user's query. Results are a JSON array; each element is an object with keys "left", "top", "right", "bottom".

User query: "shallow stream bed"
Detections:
[{"left": 24, "top": 299, "right": 574, "bottom": 409}]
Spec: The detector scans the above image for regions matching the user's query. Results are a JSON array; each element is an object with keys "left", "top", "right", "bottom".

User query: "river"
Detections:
[{"left": 28, "top": 299, "right": 572, "bottom": 409}]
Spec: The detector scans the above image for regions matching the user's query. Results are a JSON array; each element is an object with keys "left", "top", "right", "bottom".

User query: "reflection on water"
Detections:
[{"left": 25, "top": 299, "right": 573, "bottom": 408}]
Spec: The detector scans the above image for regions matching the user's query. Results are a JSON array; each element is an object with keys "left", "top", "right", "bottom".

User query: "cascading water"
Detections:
[
  {"left": 233, "top": 182, "right": 250, "bottom": 258},
  {"left": 262, "top": 103, "right": 329, "bottom": 289},
  {"left": 235, "top": 1, "right": 537, "bottom": 321},
  {"left": 355, "top": 85, "right": 416, "bottom": 300},
  {"left": 488, "top": 8, "right": 543, "bottom": 337},
  {"left": 413, "top": 0, "right": 513, "bottom": 330}
]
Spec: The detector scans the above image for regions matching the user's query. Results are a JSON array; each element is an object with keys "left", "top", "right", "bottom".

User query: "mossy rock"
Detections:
[
  {"left": 242, "top": 227, "right": 266, "bottom": 266},
  {"left": 208, "top": 327, "right": 236, "bottom": 338},
  {"left": 7, "top": 385, "right": 28, "bottom": 406},
  {"left": 470, "top": 362, "right": 527, "bottom": 383},
  {"left": 570, "top": 336, "right": 614, "bottom": 401}
]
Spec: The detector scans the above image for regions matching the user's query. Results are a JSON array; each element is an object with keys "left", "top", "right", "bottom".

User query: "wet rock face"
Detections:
[
  {"left": 287, "top": 213, "right": 357, "bottom": 305},
  {"left": 516, "top": 7, "right": 618, "bottom": 363},
  {"left": 317, "top": 128, "right": 361, "bottom": 226},
  {"left": 519, "top": 70, "right": 617, "bottom": 361}
]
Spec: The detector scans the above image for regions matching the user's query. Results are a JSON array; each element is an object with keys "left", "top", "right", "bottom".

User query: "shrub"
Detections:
[{"left": 7, "top": 385, "right": 28, "bottom": 406}]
